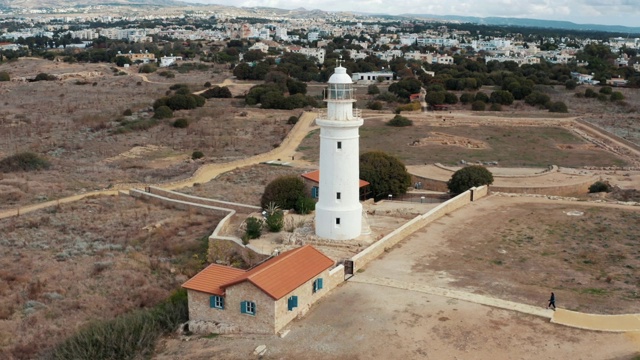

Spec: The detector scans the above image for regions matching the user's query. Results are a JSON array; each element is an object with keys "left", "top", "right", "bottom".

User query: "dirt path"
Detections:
[{"left": 0, "top": 112, "right": 316, "bottom": 220}]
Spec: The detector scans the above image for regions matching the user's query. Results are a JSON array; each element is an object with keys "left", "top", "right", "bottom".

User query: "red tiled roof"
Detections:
[
  {"left": 301, "top": 170, "right": 370, "bottom": 188},
  {"left": 182, "top": 245, "right": 334, "bottom": 300},
  {"left": 182, "top": 264, "right": 245, "bottom": 296}
]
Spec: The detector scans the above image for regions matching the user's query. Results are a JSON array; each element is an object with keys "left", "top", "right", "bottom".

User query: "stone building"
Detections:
[{"left": 182, "top": 245, "right": 336, "bottom": 334}]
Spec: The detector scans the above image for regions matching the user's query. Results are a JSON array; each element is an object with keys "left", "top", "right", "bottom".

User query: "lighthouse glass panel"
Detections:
[{"left": 328, "top": 84, "right": 352, "bottom": 100}]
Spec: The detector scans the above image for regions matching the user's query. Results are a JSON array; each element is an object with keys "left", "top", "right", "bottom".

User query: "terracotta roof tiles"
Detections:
[{"left": 182, "top": 245, "right": 334, "bottom": 300}]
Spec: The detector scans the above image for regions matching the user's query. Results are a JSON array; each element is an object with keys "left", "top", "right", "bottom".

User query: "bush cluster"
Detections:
[
  {"left": 244, "top": 217, "right": 263, "bottom": 242},
  {"left": 0, "top": 152, "right": 51, "bottom": 172},
  {"left": 589, "top": 181, "right": 612, "bottom": 193},
  {"left": 447, "top": 165, "right": 494, "bottom": 195},
  {"left": 201, "top": 86, "right": 232, "bottom": 99},
  {"left": 387, "top": 115, "right": 413, "bottom": 127},
  {"left": 50, "top": 290, "right": 188, "bottom": 360}
]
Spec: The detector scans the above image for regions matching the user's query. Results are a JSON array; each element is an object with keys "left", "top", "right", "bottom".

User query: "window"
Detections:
[
  {"left": 209, "top": 295, "right": 224, "bottom": 309},
  {"left": 311, "top": 186, "right": 319, "bottom": 199},
  {"left": 337, "top": 141, "right": 342, "bottom": 149},
  {"left": 335, "top": 218, "right": 340, "bottom": 225},
  {"left": 241, "top": 301, "right": 256, "bottom": 316},
  {"left": 336, "top": 192, "right": 341, "bottom": 200},
  {"left": 313, "top": 278, "right": 324, "bottom": 293},
  {"left": 287, "top": 296, "right": 298, "bottom": 311}
]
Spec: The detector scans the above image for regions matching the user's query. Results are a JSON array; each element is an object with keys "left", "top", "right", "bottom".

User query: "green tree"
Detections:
[
  {"left": 360, "top": 151, "right": 411, "bottom": 201},
  {"left": 447, "top": 165, "right": 494, "bottom": 195},
  {"left": 114, "top": 56, "right": 132, "bottom": 67},
  {"left": 261, "top": 175, "right": 307, "bottom": 210}
]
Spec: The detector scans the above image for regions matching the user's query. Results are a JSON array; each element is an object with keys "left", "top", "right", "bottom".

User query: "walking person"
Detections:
[{"left": 548, "top": 292, "right": 556, "bottom": 310}]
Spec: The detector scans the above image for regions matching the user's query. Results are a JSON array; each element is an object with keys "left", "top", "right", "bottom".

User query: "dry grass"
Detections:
[
  {"left": 427, "top": 202, "right": 640, "bottom": 314},
  {"left": 0, "top": 195, "right": 222, "bottom": 359}
]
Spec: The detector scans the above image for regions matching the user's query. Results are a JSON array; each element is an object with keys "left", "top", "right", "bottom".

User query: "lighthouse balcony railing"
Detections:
[{"left": 317, "top": 108, "right": 361, "bottom": 120}]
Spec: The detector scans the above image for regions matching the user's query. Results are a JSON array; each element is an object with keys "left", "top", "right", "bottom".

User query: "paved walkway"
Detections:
[{"left": 349, "top": 275, "right": 640, "bottom": 332}]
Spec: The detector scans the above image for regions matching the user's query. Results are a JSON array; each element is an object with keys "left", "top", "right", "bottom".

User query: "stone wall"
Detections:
[
  {"left": 129, "top": 189, "right": 231, "bottom": 217},
  {"left": 187, "top": 282, "right": 275, "bottom": 334},
  {"left": 187, "top": 265, "right": 342, "bottom": 334},
  {"left": 273, "top": 267, "right": 340, "bottom": 333},
  {"left": 146, "top": 187, "right": 260, "bottom": 214}
]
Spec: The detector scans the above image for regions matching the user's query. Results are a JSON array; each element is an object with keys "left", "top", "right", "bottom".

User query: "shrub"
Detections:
[
  {"left": 201, "top": 86, "right": 232, "bottom": 99},
  {"left": 158, "top": 71, "right": 175, "bottom": 78},
  {"left": 287, "top": 116, "right": 298, "bottom": 125},
  {"left": 123, "top": 109, "right": 133, "bottom": 116},
  {"left": 367, "top": 101, "right": 383, "bottom": 110},
  {"left": 447, "top": 165, "right": 494, "bottom": 195},
  {"left": 139, "top": 64, "right": 157, "bottom": 73},
  {"left": 191, "top": 151, "right": 204, "bottom": 160},
  {"left": 0, "top": 71, "right": 9, "bottom": 82},
  {"left": 34, "top": 73, "right": 56, "bottom": 81},
  {"left": 261, "top": 175, "right": 306, "bottom": 210},
  {"left": 50, "top": 289, "right": 188, "bottom": 360},
  {"left": 265, "top": 210, "right": 284, "bottom": 232},
  {"left": 524, "top": 92, "right": 551, "bottom": 107},
  {"left": 387, "top": 114, "right": 413, "bottom": 127},
  {"left": 360, "top": 151, "right": 411, "bottom": 201},
  {"left": 548, "top": 101, "right": 568, "bottom": 113},
  {"left": 244, "top": 217, "right": 263, "bottom": 240},
  {"left": 295, "top": 196, "right": 315, "bottom": 215},
  {"left": 589, "top": 181, "right": 612, "bottom": 193},
  {"left": 459, "top": 92, "right": 474, "bottom": 104},
  {"left": 599, "top": 86, "right": 613, "bottom": 94},
  {"left": 489, "top": 103, "right": 502, "bottom": 111},
  {"left": 444, "top": 92, "right": 458, "bottom": 104},
  {"left": 204, "top": 81, "right": 212, "bottom": 88},
  {"left": 584, "top": 88, "right": 598, "bottom": 98},
  {"left": 474, "top": 92, "right": 489, "bottom": 103},
  {"left": 471, "top": 101, "right": 486, "bottom": 111},
  {"left": 489, "top": 90, "right": 514, "bottom": 105},
  {"left": 565, "top": 79, "right": 577, "bottom": 90},
  {"left": 153, "top": 105, "right": 173, "bottom": 119},
  {"left": 367, "top": 84, "right": 380, "bottom": 95},
  {"left": 172, "top": 118, "right": 189, "bottom": 128},
  {"left": 0, "top": 152, "right": 51, "bottom": 172},
  {"left": 395, "top": 101, "right": 421, "bottom": 112},
  {"left": 610, "top": 91, "right": 624, "bottom": 101}
]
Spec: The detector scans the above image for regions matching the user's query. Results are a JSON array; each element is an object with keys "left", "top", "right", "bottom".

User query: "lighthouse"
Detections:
[{"left": 315, "top": 60, "right": 363, "bottom": 240}]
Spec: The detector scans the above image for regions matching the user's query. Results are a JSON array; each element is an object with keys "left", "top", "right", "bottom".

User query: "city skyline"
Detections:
[{"left": 184, "top": 0, "right": 639, "bottom": 28}]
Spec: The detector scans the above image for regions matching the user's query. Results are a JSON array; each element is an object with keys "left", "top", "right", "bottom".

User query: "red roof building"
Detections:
[{"left": 183, "top": 245, "right": 338, "bottom": 334}]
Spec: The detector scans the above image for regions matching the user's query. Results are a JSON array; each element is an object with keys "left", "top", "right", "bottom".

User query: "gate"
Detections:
[{"left": 344, "top": 260, "right": 354, "bottom": 279}]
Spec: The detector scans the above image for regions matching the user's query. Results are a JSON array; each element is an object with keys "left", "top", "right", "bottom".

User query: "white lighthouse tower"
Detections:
[{"left": 315, "top": 60, "right": 363, "bottom": 240}]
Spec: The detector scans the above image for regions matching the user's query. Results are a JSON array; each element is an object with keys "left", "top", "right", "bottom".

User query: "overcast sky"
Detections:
[{"left": 184, "top": 0, "right": 638, "bottom": 27}]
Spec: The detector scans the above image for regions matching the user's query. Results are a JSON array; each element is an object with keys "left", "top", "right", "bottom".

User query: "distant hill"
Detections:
[
  {"left": 1, "top": 0, "right": 187, "bottom": 8},
  {"left": 408, "top": 14, "right": 640, "bottom": 35}
]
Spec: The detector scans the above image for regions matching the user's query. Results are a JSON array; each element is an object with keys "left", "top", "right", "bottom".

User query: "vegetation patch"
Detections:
[{"left": 0, "top": 152, "right": 51, "bottom": 172}]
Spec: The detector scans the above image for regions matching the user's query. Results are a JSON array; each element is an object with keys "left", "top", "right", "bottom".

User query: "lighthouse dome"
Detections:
[{"left": 328, "top": 66, "right": 353, "bottom": 84}]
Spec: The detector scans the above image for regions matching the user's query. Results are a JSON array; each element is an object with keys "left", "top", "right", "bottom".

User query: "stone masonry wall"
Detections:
[
  {"left": 273, "top": 267, "right": 338, "bottom": 333},
  {"left": 146, "top": 187, "right": 260, "bottom": 214},
  {"left": 188, "top": 282, "right": 276, "bottom": 334}
]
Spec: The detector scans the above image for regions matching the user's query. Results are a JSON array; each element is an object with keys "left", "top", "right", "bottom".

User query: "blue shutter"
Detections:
[
  {"left": 311, "top": 187, "right": 318, "bottom": 199},
  {"left": 253, "top": 302, "right": 256, "bottom": 315},
  {"left": 318, "top": 278, "right": 323, "bottom": 290},
  {"left": 288, "top": 296, "right": 298, "bottom": 311},
  {"left": 241, "top": 301, "right": 247, "bottom": 314},
  {"left": 210, "top": 296, "right": 215, "bottom": 308}
]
